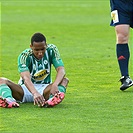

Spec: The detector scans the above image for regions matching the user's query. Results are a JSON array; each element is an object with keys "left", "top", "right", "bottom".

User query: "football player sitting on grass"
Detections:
[{"left": 0, "top": 32, "right": 69, "bottom": 108}]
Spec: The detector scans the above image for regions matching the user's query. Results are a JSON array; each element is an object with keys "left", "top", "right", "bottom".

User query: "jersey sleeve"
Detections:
[
  {"left": 49, "top": 44, "right": 64, "bottom": 68},
  {"left": 18, "top": 50, "right": 31, "bottom": 73}
]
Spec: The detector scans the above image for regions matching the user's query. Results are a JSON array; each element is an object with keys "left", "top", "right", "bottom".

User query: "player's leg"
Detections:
[
  {"left": 43, "top": 77, "right": 69, "bottom": 99},
  {"left": 115, "top": 24, "right": 130, "bottom": 44},
  {"left": 58, "top": 77, "right": 69, "bottom": 92},
  {"left": 115, "top": 25, "right": 133, "bottom": 90},
  {"left": 43, "top": 77, "right": 69, "bottom": 107},
  {"left": 0, "top": 77, "right": 24, "bottom": 108}
]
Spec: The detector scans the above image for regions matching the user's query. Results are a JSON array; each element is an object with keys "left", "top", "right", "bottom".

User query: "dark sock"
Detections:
[{"left": 116, "top": 44, "right": 130, "bottom": 77}]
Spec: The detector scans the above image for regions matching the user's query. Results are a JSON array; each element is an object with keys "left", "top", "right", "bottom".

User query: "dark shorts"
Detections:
[{"left": 110, "top": 0, "right": 133, "bottom": 28}]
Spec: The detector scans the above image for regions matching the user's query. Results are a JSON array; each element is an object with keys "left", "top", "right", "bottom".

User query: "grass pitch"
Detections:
[{"left": 0, "top": 0, "right": 133, "bottom": 133}]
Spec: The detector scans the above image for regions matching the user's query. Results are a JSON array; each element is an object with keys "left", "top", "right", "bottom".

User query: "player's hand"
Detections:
[
  {"left": 33, "top": 92, "right": 45, "bottom": 107},
  {"left": 50, "top": 83, "right": 59, "bottom": 96}
]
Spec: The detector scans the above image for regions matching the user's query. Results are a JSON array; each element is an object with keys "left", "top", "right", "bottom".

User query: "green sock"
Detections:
[
  {"left": 49, "top": 85, "right": 66, "bottom": 99},
  {"left": 0, "top": 84, "right": 13, "bottom": 99},
  {"left": 58, "top": 85, "right": 66, "bottom": 93}
]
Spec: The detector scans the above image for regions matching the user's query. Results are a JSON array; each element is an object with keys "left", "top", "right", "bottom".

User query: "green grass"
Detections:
[{"left": 0, "top": 0, "right": 133, "bottom": 133}]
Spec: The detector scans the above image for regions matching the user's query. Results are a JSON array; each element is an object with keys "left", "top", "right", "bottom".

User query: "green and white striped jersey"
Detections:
[{"left": 18, "top": 44, "right": 64, "bottom": 85}]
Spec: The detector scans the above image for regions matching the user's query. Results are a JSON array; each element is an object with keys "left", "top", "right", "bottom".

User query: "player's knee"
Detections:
[
  {"left": 117, "top": 32, "right": 129, "bottom": 44},
  {"left": 0, "top": 77, "right": 9, "bottom": 85}
]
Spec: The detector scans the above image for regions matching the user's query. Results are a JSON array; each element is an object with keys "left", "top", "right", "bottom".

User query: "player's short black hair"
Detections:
[{"left": 31, "top": 32, "right": 46, "bottom": 45}]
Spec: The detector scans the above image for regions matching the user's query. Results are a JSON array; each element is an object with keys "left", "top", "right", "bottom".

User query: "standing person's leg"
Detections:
[
  {"left": 115, "top": 25, "right": 133, "bottom": 90},
  {"left": 0, "top": 77, "right": 24, "bottom": 108}
]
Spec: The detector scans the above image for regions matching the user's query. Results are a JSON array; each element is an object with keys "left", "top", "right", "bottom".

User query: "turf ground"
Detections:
[{"left": 0, "top": 0, "right": 133, "bottom": 133}]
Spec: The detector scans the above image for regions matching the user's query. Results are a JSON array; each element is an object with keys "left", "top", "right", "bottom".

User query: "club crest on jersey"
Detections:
[
  {"left": 32, "top": 69, "right": 49, "bottom": 81},
  {"left": 44, "top": 60, "right": 48, "bottom": 65}
]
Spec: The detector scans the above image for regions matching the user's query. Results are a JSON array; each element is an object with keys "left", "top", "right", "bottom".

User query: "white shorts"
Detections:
[{"left": 21, "top": 84, "right": 49, "bottom": 103}]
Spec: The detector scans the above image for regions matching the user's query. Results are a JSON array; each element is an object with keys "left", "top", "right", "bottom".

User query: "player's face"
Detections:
[{"left": 30, "top": 41, "right": 47, "bottom": 60}]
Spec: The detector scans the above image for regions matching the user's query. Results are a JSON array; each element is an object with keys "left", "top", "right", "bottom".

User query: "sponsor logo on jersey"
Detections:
[{"left": 32, "top": 69, "right": 49, "bottom": 81}]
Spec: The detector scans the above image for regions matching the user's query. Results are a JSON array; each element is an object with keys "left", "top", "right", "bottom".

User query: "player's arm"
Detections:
[
  {"left": 18, "top": 50, "right": 45, "bottom": 106},
  {"left": 50, "top": 66, "right": 65, "bottom": 95},
  {"left": 49, "top": 44, "right": 65, "bottom": 95},
  {"left": 20, "top": 71, "right": 45, "bottom": 106}
]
